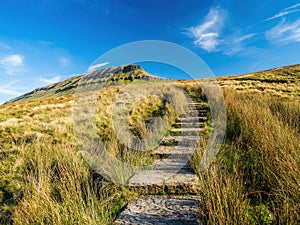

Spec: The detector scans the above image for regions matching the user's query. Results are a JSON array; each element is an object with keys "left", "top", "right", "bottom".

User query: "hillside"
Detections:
[
  {"left": 6, "top": 63, "right": 300, "bottom": 104},
  {"left": 0, "top": 63, "right": 299, "bottom": 225},
  {"left": 6, "top": 64, "right": 157, "bottom": 104},
  {"left": 217, "top": 64, "right": 300, "bottom": 99}
]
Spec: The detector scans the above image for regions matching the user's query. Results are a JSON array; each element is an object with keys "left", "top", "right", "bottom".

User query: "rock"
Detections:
[{"left": 114, "top": 196, "right": 203, "bottom": 225}]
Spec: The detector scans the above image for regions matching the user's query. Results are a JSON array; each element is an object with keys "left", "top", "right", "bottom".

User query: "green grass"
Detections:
[
  {"left": 0, "top": 80, "right": 185, "bottom": 224},
  {"left": 192, "top": 89, "right": 300, "bottom": 225},
  {"left": 1, "top": 64, "right": 300, "bottom": 224}
]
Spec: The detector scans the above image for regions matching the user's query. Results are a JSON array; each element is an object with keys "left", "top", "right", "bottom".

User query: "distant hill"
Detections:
[
  {"left": 5, "top": 63, "right": 300, "bottom": 104},
  {"left": 6, "top": 64, "right": 157, "bottom": 104},
  {"left": 217, "top": 64, "right": 300, "bottom": 99}
]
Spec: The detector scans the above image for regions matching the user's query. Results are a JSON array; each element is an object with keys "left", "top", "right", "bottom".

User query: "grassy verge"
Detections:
[
  {"left": 0, "top": 81, "right": 181, "bottom": 224},
  {"left": 193, "top": 89, "right": 300, "bottom": 224}
]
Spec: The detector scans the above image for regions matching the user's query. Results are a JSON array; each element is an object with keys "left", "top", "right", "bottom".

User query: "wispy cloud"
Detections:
[
  {"left": 266, "top": 18, "right": 300, "bottom": 45},
  {"left": 38, "top": 40, "right": 55, "bottom": 45},
  {"left": 40, "top": 76, "right": 62, "bottom": 84},
  {"left": 264, "top": 9, "right": 300, "bottom": 22},
  {"left": 220, "top": 33, "right": 257, "bottom": 56},
  {"left": 186, "top": 6, "right": 255, "bottom": 55},
  {"left": 0, "top": 81, "right": 22, "bottom": 95},
  {"left": 0, "top": 54, "right": 26, "bottom": 75},
  {"left": 0, "top": 41, "right": 10, "bottom": 50},
  {"left": 284, "top": 3, "right": 300, "bottom": 11},
  {"left": 59, "top": 57, "right": 70, "bottom": 67},
  {"left": 263, "top": 3, "right": 300, "bottom": 22},
  {"left": 87, "top": 62, "right": 110, "bottom": 72},
  {"left": 187, "top": 7, "right": 225, "bottom": 52}
]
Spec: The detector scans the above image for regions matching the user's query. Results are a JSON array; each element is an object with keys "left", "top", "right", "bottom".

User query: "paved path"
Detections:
[{"left": 114, "top": 101, "right": 208, "bottom": 224}]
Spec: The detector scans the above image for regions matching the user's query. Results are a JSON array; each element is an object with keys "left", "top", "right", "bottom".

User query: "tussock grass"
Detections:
[
  {"left": 0, "top": 80, "right": 183, "bottom": 224},
  {"left": 1, "top": 64, "right": 300, "bottom": 224},
  {"left": 193, "top": 88, "right": 300, "bottom": 225}
]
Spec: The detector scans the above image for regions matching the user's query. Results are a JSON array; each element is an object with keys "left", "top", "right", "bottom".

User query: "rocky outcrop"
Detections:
[{"left": 5, "top": 65, "right": 154, "bottom": 104}]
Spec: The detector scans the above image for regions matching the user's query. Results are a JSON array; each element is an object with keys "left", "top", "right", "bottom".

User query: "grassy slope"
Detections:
[
  {"left": 0, "top": 67, "right": 182, "bottom": 224},
  {"left": 191, "top": 64, "right": 300, "bottom": 224},
  {"left": 217, "top": 64, "right": 300, "bottom": 100},
  {"left": 0, "top": 64, "right": 299, "bottom": 224},
  {"left": 6, "top": 64, "right": 156, "bottom": 104}
]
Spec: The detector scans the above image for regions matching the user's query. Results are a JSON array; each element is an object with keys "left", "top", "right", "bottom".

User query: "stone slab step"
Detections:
[
  {"left": 173, "top": 122, "right": 205, "bottom": 128},
  {"left": 128, "top": 170, "right": 200, "bottom": 195},
  {"left": 160, "top": 136, "right": 203, "bottom": 146},
  {"left": 152, "top": 158, "right": 192, "bottom": 171},
  {"left": 184, "top": 109, "right": 207, "bottom": 113},
  {"left": 114, "top": 196, "right": 203, "bottom": 225},
  {"left": 170, "top": 128, "right": 206, "bottom": 136},
  {"left": 184, "top": 111, "right": 207, "bottom": 117},
  {"left": 152, "top": 146, "right": 195, "bottom": 158},
  {"left": 128, "top": 158, "right": 198, "bottom": 195},
  {"left": 177, "top": 117, "right": 207, "bottom": 122},
  {"left": 187, "top": 104, "right": 209, "bottom": 110}
]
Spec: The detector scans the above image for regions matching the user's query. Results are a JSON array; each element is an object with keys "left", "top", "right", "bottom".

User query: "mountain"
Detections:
[
  {"left": 5, "top": 64, "right": 157, "bottom": 104},
  {"left": 5, "top": 63, "right": 300, "bottom": 104}
]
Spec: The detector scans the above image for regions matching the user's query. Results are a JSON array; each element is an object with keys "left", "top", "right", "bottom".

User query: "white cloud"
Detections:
[
  {"left": 1, "top": 54, "right": 23, "bottom": 67},
  {"left": 263, "top": 3, "right": 300, "bottom": 22},
  {"left": 87, "top": 62, "right": 110, "bottom": 72},
  {"left": 0, "top": 54, "right": 26, "bottom": 75},
  {"left": 220, "top": 33, "right": 257, "bottom": 56},
  {"left": 59, "top": 57, "right": 70, "bottom": 67},
  {"left": 40, "top": 76, "right": 62, "bottom": 84},
  {"left": 264, "top": 9, "right": 300, "bottom": 22},
  {"left": 0, "top": 41, "right": 10, "bottom": 50},
  {"left": 284, "top": 3, "right": 300, "bottom": 11},
  {"left": 266, "top": 18, "right": 300, "bottom": 45},
  {"left": 0, "top": 81, "right": 22, "bottom": 95},
  {"left": 187, "top": 7, "right": 225, "bottom": 52},
  {"left": 186, "top": 6, "right": 256, "bottom": 55}
]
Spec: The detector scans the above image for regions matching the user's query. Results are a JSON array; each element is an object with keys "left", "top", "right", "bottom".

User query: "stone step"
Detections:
[
  {"left": 177, "top": 117, "right": 207, "bottom": 122},
  {"left": 160, "top": 136, "right": 203, "bottom": 146},
  {"left": 128, "top": 158, "right": 199, "bottom": 195},
  {"left": 182, "top": 111, "right": 207, "bottom": 117},
  {"left": 187, "top": 104, "right": 209, "bottom": 110},
  {"left": 170, "top": 128, "right": 206, "bottom": 136},
  {"left": 114, "top": 196, "right": 202, "bottom": 225},
  {"left": 152, "top": 158, "right": 193, "bottom": 172},
  {"left": 152, "top": 146, "right": 195, "bottom": 158},
  {"left": 128, "top": 170, "right": 200, "bottom": 195},
  {"left": 173, "top": 122, "right": 205, "bottom": 128}
]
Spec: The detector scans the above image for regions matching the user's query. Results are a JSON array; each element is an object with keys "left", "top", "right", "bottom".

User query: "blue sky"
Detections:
[{"left": 1, "top": 0, "right": 300, "bottom": 103}]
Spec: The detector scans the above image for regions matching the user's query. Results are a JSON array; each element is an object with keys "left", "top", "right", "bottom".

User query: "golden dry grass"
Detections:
[
  {"left": 1, "top": 64, "right": 300, "bottom": 224},
  {"left": 0, "top": 81, "right": 184, "bottom": 224}
]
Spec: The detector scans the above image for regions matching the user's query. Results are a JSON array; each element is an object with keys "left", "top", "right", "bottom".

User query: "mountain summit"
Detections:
[{"left": 6, "top": 64, "right": 156, "bottom": 104}]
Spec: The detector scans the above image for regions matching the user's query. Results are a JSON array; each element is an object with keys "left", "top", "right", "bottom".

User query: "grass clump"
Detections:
[
  {"left": 0, "top": 80, "right": 182, "bottom": 224},
  {"left": 193, "top": 88, "right": 300, "bottom": 225}
]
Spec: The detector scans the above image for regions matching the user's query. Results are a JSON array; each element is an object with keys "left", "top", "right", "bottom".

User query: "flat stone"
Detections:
[
  {"left": 160, "top": 136, "right": 202, "bottom": 146},
  {"left": 128, "top": 170, "right": 200, "bottom": 195},
  {"left": 173, "top": 122, "right": 205, "bottom": 128},
  {"left": 177, "top": 117, "right": 207, "bottom": 122},
  {"left": 128, "top": 158, "right": 199, "bottom": 195},
  {"left": 114, "top": 196, "right": 203, "bottom": 225},
  {"left": 170, "top": 128, "right": 206, "bottom": 136},
  {"left": 152, "top": 158, "right": 191, "bottom": 171},
  {"left": 183, "top": 110, "right": 207, "bottom": 117},
  {"left": 152, "top": 146, "right": 195, "bottom": 158},
  {"left": 187, "top": 104, "right": 209, "bottom": 110}
]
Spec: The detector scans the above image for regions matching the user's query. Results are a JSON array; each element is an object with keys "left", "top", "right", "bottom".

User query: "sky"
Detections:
[{"left": 1, "top": 0, "right": 300, "bottom": 103}]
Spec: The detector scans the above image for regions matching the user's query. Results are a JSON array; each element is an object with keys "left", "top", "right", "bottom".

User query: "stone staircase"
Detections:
[{"left": 114, "top": 100, "right": 208, "bottom": 224}]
